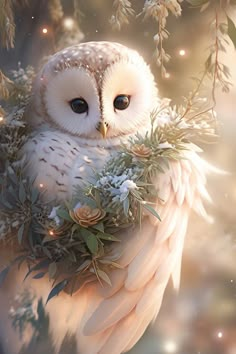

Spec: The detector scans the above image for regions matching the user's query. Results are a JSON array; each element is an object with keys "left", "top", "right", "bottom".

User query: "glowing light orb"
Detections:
[
  {"left": 179, "top": 49, "right": 186, "bottom": 56},
  {"left": 42, "top": 28, "right": 48, "bottom": 34},
  {"left": 163, "top": 340, "right": 178, "bottom": 353},
  {"left": 39, "top": 183, "right": 44, "bottom": 188},
  {"left": 217, "top": 332, "right": 223, "bottom": 339},
  {"left": 165, "top": 72, "right": 171, "bottom": 79},
  {"left": 63, "top": 17, "right": 75, "bottom": 30}
]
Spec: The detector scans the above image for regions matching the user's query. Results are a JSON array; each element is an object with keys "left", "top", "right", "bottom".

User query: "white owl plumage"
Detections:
[
  {"left": 0, "top": 41, "right": 214, "bottom": 354},
  {"left": 22, "top": 41, "right": 158, "bottom": 201}
]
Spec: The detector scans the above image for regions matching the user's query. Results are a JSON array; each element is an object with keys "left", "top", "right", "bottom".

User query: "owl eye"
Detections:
[
  {"left": 70, "top": 98, "right": 89, "bottom": 114},
  {"left": 113, "top": 95, "right": 130, "bottom": 110}
]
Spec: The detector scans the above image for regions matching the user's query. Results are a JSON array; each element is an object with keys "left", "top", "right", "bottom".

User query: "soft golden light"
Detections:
[
  {"left": 0, "top": 116, "right": 3, "bottom": 122},
  {"left": 163, "top": 340, "right": 177, "bottom": 353},
  {"left": 42, "top": 28, "right": 48, "bottom": 34},
  {"left": 179, "top": 49, "right": 186, "bottom": 56},
  {"left": 217, "top": 331, "right": 223, "bottom": 339},
  {"left": 49, "top": 230, "right": 54, "bottom": 236},
  {"left": 63, "top": 17, "right": 75, "bottom": 30},
  {"left": 164, "top": 72, "right": 171, "bottom": 79}
]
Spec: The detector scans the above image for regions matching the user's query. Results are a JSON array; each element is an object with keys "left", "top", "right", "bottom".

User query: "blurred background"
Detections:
[{"left": 0, "top": 1, "right": 235, "bottom": 353}]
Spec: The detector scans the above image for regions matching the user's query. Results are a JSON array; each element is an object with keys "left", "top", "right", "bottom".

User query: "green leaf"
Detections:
[
  {"left": 31, "top": 188, "right": 39, "bottom": 204},
  {"left": 186, "top": 0, "right": 208, "bottom": 7},
  {"left": 97, "top": 269, "right": 112, "bottom": 286},
  {"left": 130, "top": 190, "right": 142, "bottom": 200},
  {"left": 46, "top": 279, "right": 68, "bottom": 304},
  {"left": 33, "top": 272, "right": 45, "bottom": 279},
  {"left": 123, "top": 197, "right": 129, "bottom": 216},
  {"left": 136, "top": 181, "right": 153, "bottom": 187},
  {"left": 19, "top": 182, "right": 26, "bottom": 203},
  {"left": 42, "top": 235, "right": 55, "bottom": 244},
  {"left": 80, "top": 228, "right": 95, "bottom": 240},
  {"left": 8, "top": 169, "right": 18, "bottom": 185},
  {"left": 86, "top": 234, "right": 99, "bottom": 254},
  {"left": 32, "top": 205, "right": 41, "bottom": 213},
  {"left": 92, "top": 222, "right": 104, "bottom": 233},
  {"left": 97, "top": 233, "right": 120, "bottom": 242},
  {"left": 227, "top": 16, "right": 236, "bottom": 49},
  {"left": 120, "top": 191, "right": 129, "bottom": 202},
  {"left": 0, "top": 266, "right": 10, "bottom": 287},
  {"left": 48, "top": 262, "right": 57, "bottom": 279},
  {"left": 94, "top": 189, "right": 101, "bottom": 208},
  {"left": 142, "top": 203, "right": 161, "bottom": 221},
  {"left": 76, "top": 259, "right": 91, "bottom": 272},
  {"left": 56, "top": 208, "right": 73, "bottom": 222},
  {"left": 71, "top": 223, "right": 80, "bottom": 235},
  {"left": 24, "top": 259, "right": 50, "bottom": 281},
  {"left": 0, "top": 197, "right": 13, "bottom": 209},
  {"left": 17, "top": 224, "right": 24, "bottom": 244},
  {"left": 205, "top": 53, "right": 212, "bottom": 71}
]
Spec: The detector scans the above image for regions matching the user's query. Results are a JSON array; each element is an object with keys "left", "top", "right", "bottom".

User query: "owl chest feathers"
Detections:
[{"left": 22, "top": 130, "right": 115, "bottom": 201}]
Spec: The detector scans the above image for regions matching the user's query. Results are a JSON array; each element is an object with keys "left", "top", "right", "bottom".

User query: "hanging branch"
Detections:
[
  {"left": 46, "top": 0, "right": 84, "bottom": 52},
  {"left": 204, "top": 8, "right": 232, "bottom": 105},
  {"left": 109, "top": 0, "right": 135, "bottom": 30},
  {"left": 48, "top": 0, "right": 64, "bottom": 24},
  {"left": 0, "top": 0, "right": 28, "bottom": 49},
  {"left": 140, "top": 0, "right": 182, "bottom": 77},
  {"left": 73, "top": 0, "right": 84, "bottom": 22},
  {"left": 0, "top": 70, "right": 14, "bottom": 100},
  {"left": 0, "top": 0, "right": 15, "bottom": 49}
]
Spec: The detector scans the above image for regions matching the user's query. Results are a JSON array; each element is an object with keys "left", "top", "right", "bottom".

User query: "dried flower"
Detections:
[
  {"left": 53, "top": 222, "right": 71, "bottom": 236},
  {"left": 69, "top": 206, "right": 106, "bottom": 228},
  {"left": 131, "top": 144, "right": 151, "bottom": 158}
]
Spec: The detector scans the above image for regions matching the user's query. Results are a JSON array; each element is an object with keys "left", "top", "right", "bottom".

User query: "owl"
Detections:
[{"left": 0, "top": 41, "right": 214, "bottom": 354}]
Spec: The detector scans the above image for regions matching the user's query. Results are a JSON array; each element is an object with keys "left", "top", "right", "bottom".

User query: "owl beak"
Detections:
[{"left": 97, "top": 121, "right": 108, "bottom": 138}]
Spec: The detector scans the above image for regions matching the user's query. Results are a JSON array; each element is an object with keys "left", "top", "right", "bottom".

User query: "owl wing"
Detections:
[
  {"left": 20, "top": 130, "right": 109, "bottom": 201},
  {"left": 43, "top": 146, "right": 214, "bottom": 354}
]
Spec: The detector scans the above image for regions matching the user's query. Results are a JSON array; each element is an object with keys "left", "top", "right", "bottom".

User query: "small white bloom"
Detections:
[
  {"left": 74, "top": 202, "right": 82, "bottom": 210},
  {"left": 48, "top": 206, "right": 60, "bottom": 225},
  {"left": 99, "top": 176, "right": 109, "bottom": 185},
  {"left": 157, "top": 114, "right": 171, "bottom": 127},
  {"left": 158, "top": 142, "right": 173, "bottom": 149},
  {"left": 112, "top": 174, "right": 127, "bottom": 186},
  {"left": 153, "top": 33, "right": 159, "bottom": 42},
  {"left": 119, "top": 180, "right": 138, "bottom": 194},
  {"left": 178, "top": 120, "right": 190, "bottom": 129},
  {"left": 9, "top": 306, "right": 15, "bottom": 316}
]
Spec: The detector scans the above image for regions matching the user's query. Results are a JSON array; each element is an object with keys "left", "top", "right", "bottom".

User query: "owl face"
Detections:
[{"left": 33, "top": 41, "right": 158, "bottom": 140}]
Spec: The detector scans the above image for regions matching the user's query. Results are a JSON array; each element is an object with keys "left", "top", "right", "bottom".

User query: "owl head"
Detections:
[{"left": 32, "top": 41, "right": 158, "bottom": 141}]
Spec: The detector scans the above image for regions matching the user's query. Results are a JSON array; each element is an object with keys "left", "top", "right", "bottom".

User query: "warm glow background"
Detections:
[{"left": 0, "top": 1, "right": 235, "bottom": 353}]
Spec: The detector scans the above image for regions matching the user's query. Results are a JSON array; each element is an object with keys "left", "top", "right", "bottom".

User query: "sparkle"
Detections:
[
  {"left": 164, "top": 72, "right": 171, "bottom": 79},
  {"left": 63, "top": 17, "right": 75, "bottom": 30},
  {"left": 0, "top": 116, "right": 3, "bottom": 122},
  {"left": 42, "top": 28, "right": 48, "bottom": 34},
  {"left": 179, "top": 49, "right": 186, "bottom": 56},
  {"left": 217, "top": 331, "right": 223, "bottom": 339},
  {"left": 163, "top": 340, "right": 178, "bottom": 353},
  {"left": 39, "top": 183, "right": 44, "bottom": 188},
  {"left": 49, "top": 230, "right": 54, "bottom": 236}
]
